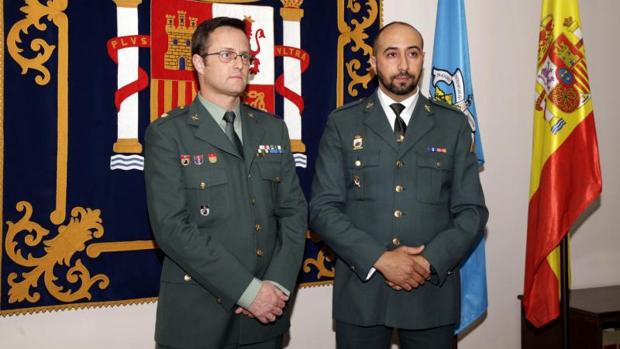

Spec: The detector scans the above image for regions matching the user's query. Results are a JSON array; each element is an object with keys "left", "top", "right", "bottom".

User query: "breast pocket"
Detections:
[
  {"left": 344, "top": 150, "right": 380, "bottom": 201},
  {"left": 256, "top": 160, "right": 282, "bottom": 210},
  {"left": 183, "top": 167, "right": 230, "bottom": 224},
  {"left": 415, "top": 155, "right": 453, "bottom": 204}
]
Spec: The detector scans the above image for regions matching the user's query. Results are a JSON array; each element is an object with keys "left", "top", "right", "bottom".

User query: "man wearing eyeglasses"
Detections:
[{"left": 145, "top": 17, "right": 307, "bottom": 349}]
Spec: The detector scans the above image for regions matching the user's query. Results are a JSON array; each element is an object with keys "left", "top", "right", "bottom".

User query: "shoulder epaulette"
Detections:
[
  {"left": 430, "top": 97, "right": 476, "bottom": 133},
  {"left": 152, "top": 106, "right": 188, "bottom": 125},
  {"left": 333, "top": 98, "right": 365, "bottom": 113},
  {"left": 159, "top": 106, "right": 188, "bottom": 119},
  {"left": 243, "top": 103, "right": 278, "bottom": 119},
  {"left": 429, "top": 97, "right": 463, "bottom": 114},
  {"left": 243, "top": 103, "right": 280, "bottom": 119}
]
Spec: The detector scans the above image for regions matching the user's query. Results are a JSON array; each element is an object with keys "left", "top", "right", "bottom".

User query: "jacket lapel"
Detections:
[
  {"left": 240, "top": 104, "right": 265, "bottom": 169},
  {"left": 363, "top": 92, "right": 399, "bottom": 153},
  {"left": 188, "top": 98, "right": 241, "bottom": 158},
  {"left": 399, "top": 94, "right": 435, "bottom": 156}
]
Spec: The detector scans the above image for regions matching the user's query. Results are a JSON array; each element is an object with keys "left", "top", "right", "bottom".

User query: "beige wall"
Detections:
[{"left": 1, "top": 1, "right": 618, "bottom": 348}]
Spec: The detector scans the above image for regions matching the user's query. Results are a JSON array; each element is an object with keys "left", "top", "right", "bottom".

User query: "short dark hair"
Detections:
[
  {"left": 191, "top": 17, "right": 247, "bottom": 56},
  {"left": 372, "top": 21, "right": 424, "bottom": 55}
]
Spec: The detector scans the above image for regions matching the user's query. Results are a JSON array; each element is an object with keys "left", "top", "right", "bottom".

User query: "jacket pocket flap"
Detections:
[
  {"left": 417, "top": 155, "right": 453, "bottom": 170},
  {"left": 344, "top": 150, "right": 380, "bottom": 169},
  {"left": 257, "top": 161, "right": 281, "bottom": 182},
  {"left": 183, "top": 168, "right": 228, "bottom": 189}
]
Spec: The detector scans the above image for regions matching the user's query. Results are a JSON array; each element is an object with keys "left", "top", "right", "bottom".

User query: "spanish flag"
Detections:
[{"left": 523, "top": 0, "right": 602, "bottom": 328}]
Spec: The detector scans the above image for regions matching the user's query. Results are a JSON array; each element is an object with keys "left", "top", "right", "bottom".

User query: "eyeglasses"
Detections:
[{"left": 202, "top": 50, "right": 255, "bottom": 65}]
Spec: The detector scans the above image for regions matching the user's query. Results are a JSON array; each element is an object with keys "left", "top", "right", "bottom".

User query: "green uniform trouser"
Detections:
[
  {"left": 157, "top": 336, "right": 282, "bottom": 349},
  {"left": 336, "top": 321, "right": 455, "bottom": 349}
]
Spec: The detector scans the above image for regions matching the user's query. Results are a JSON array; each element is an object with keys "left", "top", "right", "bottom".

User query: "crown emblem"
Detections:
[{"left": 281, "top": 0, "right": 303, "bottom": 9}]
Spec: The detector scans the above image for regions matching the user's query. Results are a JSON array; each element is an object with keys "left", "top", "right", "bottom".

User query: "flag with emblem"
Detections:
[
  {"left": 2, "top": 0, "right": 380, "bottom": 314},
  {"left": 429, "top": 0, "right": 487, "bottom": 333},
  {"left": 150, "top": 1, "right": 275, "bottom": 120},
  {"left": 523, "top": 0, "right": 602, "bottom": 328}
]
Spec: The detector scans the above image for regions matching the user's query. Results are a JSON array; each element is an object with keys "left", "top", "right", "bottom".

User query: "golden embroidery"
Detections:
[
  {"left": 302, "top": 231, "right": 335, "bottom": 279},
  {"left": 0, "top": 297, "right": 158, "bottom": 316},
  {"left": 336, "top": 0, "right": 379, "bottom": 106},
  {"left": 280, "top": 0, "right": 304, "bottom": 21},
  {"left": 1, "top": 0, "right": 6, "bottom": 308},
  {"left": 86, "top": 240, "right": 158, "bottom": 258},
  {"left": 5, "top": 202, "right": 109, "bottom": 304},
  {"left": 7, "top": 0, "right": 70, "bottom": 225},
  {"left": 113, "top": 0, "right": 142, "bottom": 7}
]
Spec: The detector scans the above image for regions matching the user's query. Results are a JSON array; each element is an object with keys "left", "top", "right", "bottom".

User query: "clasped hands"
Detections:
[
  {"left": 374, "top": 245, "right": 431, "bottom": 291},
  {"left": 235, "top": 282, "right": 288, "bottom": 324}
]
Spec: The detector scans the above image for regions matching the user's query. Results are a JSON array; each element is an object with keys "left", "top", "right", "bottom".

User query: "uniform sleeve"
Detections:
[
  {"left": 421, "top": 117, "right": 489, "bottom": 286},
  {"left": 309, "top": 115, "right": 386, "bottom": 280},
  {"left": 237, "top": 278, "right": 262, "bottom": 308},
  {"left": 144, "top": 123, "right": 255, "bottom": 310},
  {"left": 261, "top": 122, "right": 308, "bottom": 292}
]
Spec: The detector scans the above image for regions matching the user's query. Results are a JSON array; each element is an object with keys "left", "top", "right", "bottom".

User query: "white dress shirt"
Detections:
[{"left": 376, "top": 87, "right": 419, "bottom": 131}]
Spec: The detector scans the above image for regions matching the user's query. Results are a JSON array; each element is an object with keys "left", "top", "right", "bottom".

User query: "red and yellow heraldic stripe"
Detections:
[
  {"left": 150, "top": 1, "right": 276, "bottom": 120},
  {"left": 523, "top": 0, "right": 602, "bottom": 328}
]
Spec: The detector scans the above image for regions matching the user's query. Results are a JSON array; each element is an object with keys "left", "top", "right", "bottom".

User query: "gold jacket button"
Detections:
[
  {"left": 394, "top": 210, "right": 403, "bottom": 218},
  {"left": 395, "top": 185, "right": 404, "bottom": 192},
  {"left": 392, "top": 237, "right": 401, "bottom": 246},
  {"left": 216, "top": 298, "right": 222, "bottom": 304},
  {"left": 354, "top": 160, "right": 362, "bottom": 167},
  {"left": 436, "top": 160, "right": 442, "bottom": 168},
  {"left": 275, "top": 176, "right": 281, "bottom": 183},
  {"left": 256, "top": 249, "right": 264, "bottom": 256},
  {"left": 183, "top": 274, "right": 192, "bottom": 282},
  {"left": 395, "top": 160, "right": 404, "bottom": 168},
  {"left": 251, "top": 197, "right": 256, "bottom": 205},
  {"left": 255, "top": 224, "right": 262, "bottom": 232},
  {"left": 200, "top": 182, "right": 206, "bottom": 190}
]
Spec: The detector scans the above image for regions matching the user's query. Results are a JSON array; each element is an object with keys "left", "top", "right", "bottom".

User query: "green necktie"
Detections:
[{"left": 223, "top": 111, "right": 244, "bottom": 158}]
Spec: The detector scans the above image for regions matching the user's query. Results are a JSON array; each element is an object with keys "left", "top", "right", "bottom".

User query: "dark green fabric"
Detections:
[
  {"left": 146, "top": 98, "right": 307, "bottom": 349},
  {"left": 310, "top": 92, "right": 488, "bottom": 330},
  {"left": 335, "top": 321, "right": 392, "bottom": 349},
  {"left": 336, "top": 321, "right": 454, "bottom": 349}
]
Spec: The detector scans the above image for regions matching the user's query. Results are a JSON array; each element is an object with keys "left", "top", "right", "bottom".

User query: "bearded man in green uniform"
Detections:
[
  {"left": 310, "top": 22, "right": 488, "bottom": 349},
  {"left": 145, "top": 17, "right": 307, "bottom": 349}
]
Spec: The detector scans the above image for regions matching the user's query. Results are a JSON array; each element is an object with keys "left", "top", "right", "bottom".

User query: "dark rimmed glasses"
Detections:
[{"left": 202, "top": 50, "right": 255, "bottom": 65}]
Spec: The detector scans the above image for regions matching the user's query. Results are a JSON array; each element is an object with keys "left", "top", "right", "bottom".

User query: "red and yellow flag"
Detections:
[{"left": 523, "top": 0, "right": 602, "bottom": 328}]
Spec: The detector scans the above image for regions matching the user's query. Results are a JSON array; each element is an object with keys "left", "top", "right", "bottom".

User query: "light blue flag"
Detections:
[{"left": 429, "top": 0, "right": 487, "bottom": 334}]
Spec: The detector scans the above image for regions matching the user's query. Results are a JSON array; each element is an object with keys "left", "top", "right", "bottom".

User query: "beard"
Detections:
[{"left": 378, "top": 71, "right": 419, "bottom": 96}]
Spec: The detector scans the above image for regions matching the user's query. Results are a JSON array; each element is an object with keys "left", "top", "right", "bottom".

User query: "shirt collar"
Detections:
[
  {"left": 198, "top": 94, "right": 241, "bottom": 127},
  {"left": 377, "top": 87, "right": 419, "bottom": 128}
]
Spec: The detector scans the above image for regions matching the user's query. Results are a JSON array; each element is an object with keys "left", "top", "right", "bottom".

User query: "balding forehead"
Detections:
[{"left": 373, "top": 22, "right": 424, "bottom": 52}]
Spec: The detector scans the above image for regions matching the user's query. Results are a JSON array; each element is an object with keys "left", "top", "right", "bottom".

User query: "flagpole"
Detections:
[{"left": 560, "top": 235, "right": 570, "bottom": 349}]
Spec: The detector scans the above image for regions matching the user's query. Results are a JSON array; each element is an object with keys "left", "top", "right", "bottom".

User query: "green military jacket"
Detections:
[
  {"left": 310, "top": 92, "right": 488, "bottom": 330},
  {"left": 145, "top": 97, "right": 307, "bottom": 348}
]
